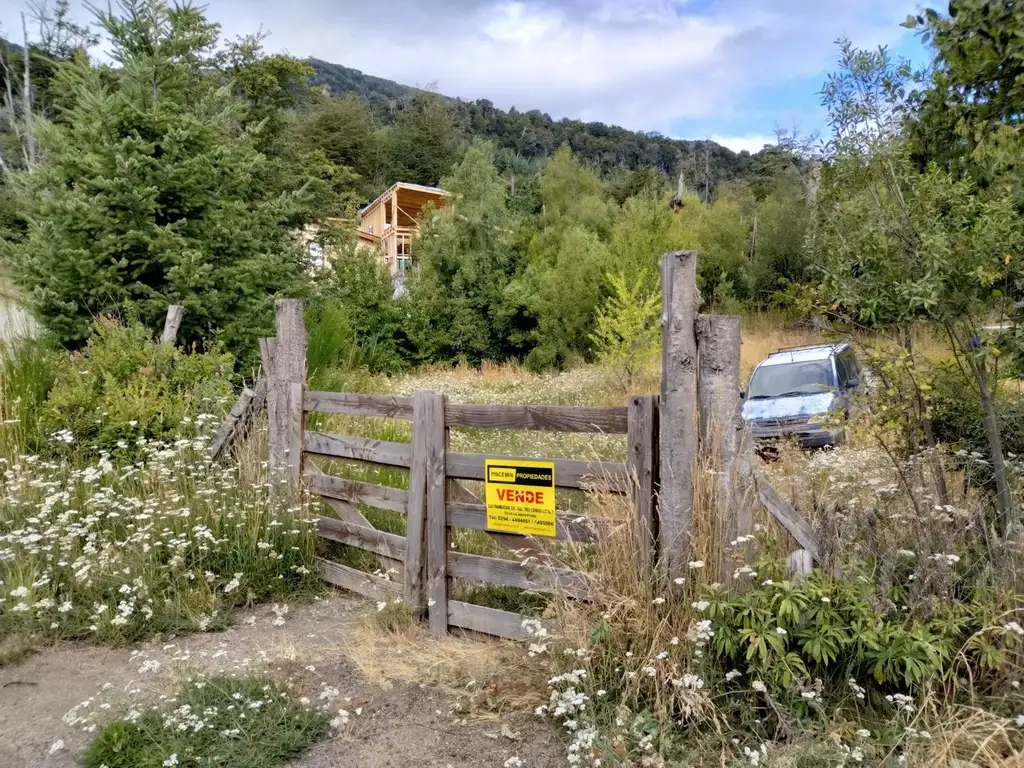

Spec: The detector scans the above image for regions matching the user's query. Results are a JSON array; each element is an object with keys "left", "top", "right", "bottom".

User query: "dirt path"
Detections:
[{"left": 0, "top": 596, "right": 564, "bottom": 768}]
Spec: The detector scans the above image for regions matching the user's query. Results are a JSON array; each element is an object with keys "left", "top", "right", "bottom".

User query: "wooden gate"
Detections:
[{"left": 296, "top": 387, "right": 658, "bottom": 639}]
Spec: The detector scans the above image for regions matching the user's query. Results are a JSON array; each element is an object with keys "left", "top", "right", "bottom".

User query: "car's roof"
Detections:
[{"left": 759, "top": 343, "right": 846, "bottom": 367}]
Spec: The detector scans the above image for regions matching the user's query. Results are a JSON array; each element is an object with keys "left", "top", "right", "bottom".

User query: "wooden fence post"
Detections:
[
  {"left": 423, "top": 392, "right": 448, "bottom": 633},
  {"left": 695, "top": 315, "right": 747, "bottom": 546},
  {"left": 160, "top": 305, "right": 184, "bottom": 344},
  {"left": 627, "top": 395, "right": 659, "bottom": 573},
  {"left": 269, "top": 300, "right": 306, "bottom": 500},
  {"left": 404, "top": 391, "right": 430, "bottom": 619},
  {"left": 659, "top": 250, "right": 699, "bottom": 582}
]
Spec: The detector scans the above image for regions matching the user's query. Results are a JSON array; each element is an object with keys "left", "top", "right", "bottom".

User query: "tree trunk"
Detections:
[
  {"left": 975, "top": 366, "right": 1015, "bottom": 535},
  {"left": 21, "top": 13, "right": 35, "bottom": 168}
]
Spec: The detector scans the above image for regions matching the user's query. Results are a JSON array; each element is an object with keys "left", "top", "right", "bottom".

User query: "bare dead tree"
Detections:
[{"left": 21, "top": 13, "right": 35, "bottom": 167}]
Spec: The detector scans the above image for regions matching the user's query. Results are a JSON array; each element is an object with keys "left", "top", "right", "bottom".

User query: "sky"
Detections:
[{"left": 0, "top": 0, "right": 931, "bottom": 154}]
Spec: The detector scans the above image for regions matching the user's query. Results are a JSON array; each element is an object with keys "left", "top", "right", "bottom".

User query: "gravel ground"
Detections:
[{"left": 0, "top": 596, "right": 563, "bottom": 768}]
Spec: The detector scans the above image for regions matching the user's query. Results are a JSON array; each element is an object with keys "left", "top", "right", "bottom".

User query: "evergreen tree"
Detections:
[
  {"left": 405, "top": 140, "right": 529, "bottom": 363},
  {"left": 3, "top": 0, "right": 311, "bottom": 359},
  {"left": 387, "top": 92, "right": 461, "bottom": 186}
]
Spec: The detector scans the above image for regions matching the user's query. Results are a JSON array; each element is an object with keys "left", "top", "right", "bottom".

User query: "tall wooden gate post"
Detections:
[
  {"left": 659, "top": 250, "right": 700, "bottom": 582},
  {"left": 696, "top": 315, "right": 748, "bottom": 546},
  {"left": 268, "top": 299, "right": 307, "bottom": 501}
]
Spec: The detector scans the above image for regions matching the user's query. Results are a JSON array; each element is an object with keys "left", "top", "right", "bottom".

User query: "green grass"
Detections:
[{"left": 82, "top": 675, "right": 331, "bottom": 768}]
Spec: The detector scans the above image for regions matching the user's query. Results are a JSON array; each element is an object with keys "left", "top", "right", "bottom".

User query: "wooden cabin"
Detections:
[{"left": 357, "top": 182, "right": 449, "bottom": 276}]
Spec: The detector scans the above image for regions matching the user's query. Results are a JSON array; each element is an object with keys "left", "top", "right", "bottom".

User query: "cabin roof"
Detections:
[{"left": 359, "top": 182, "right": 448, "bottom": 218}]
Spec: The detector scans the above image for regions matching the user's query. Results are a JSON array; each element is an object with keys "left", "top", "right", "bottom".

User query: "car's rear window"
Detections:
[{"left": 747, "top": 360, "right": 835, "bottom": 399}]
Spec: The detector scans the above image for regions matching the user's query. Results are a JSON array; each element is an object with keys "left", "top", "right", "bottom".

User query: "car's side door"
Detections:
[{"left": 835, "top": 349, "right": 861, "bottom": 415}]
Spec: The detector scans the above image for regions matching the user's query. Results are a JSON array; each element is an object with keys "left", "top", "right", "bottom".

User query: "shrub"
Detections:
[
  {"left": 0, "top": 333, "right": 60, "bottom": 456},
  {"left": 928, "top": 360, "right": 1024, "bottom": 463},
  {"left": 4, "top": 2, "right": 312, "bottom": 359},
  {"left": 310, "top": 236, "right": 410, "bottom": 374},
  {"left": 82, "top": 675, "right": 330, "bottom": 768},
  {"left": 36, "top": 317, "right": 233, "bottom": 457},
  {"left": 0, "top": 424, "right": 319, "bottom": 646}
]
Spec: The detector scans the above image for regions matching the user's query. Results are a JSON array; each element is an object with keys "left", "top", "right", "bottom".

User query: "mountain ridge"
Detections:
[{"left": 307, "top": 57, "right": 769, "bottom": 189}]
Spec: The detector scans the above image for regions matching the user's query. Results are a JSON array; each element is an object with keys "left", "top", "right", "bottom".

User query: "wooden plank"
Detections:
[
  {"left": 659, "top": 250, "right": 700, "bottom": 581},
  {"left": 445, "top": 452, "right": 629, "bottom": 493},
  {"left": 317, "top": 516, "right": 406, "bottom": 561},
  {"left": 446, "top": 482, "right": 547, "bottom": 559},
  {"left": 423, "top": 392, "right": 448, "bottom": 634},
  {"left": 696, "top": 315, "right": 747, "bottom": 548},
  {"left": 261, "top": 337, "right": 280, "bottom": 488},
  {"left": 404, "top": 392, "right": 429, "bottom": 618},
  {"left": 286, "top": 382, "right": 304, "bottom": 497},
  {"left": 445, "top": 502, "right": 610, "bottom": 543},
  {"left": 304, "top": 391, "right": 414, "bottom": 420},
  {"left": 447, "top": 550, "right": 590, "bottom": 600},
  {"left": 755, "top": 474, "right": 821, "bottom": 563},
  {"left": 259, "top": 338, "right": 277, "bottom": 378},
  {"left": 160, "top": 305, "right": 184, "bottom": 344},
  {"left": 444, "top": 403, "right": 628, "bottom": 434},
  {"left": 447, "top": 600, "right": 555, "bottom": 641},
  {"left": 269, "top": 300, "right": 307, "bottom": 497},
  {"left": 209, "top": 386, "right": 255, "bottom": 462},
  {"left": 309, "top": 474, "right": 409, "bottom": 514},
  {"left": 318, "top": 558, "right": 401, "bottom": 601},
  {"left": 312, "top": 486, "right": 403, "bottom": 575},
  {"left": 626, "top": 395, "right": 659, "bottom": 572},
  {"left": 304, "top": 431, "right": 412, "bottom": 468},
  {"left": 787, "top": 549, "right": 813, "bottom": 581}
]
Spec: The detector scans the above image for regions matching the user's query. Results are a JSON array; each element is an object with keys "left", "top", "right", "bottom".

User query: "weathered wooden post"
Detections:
[
  {"left": 268, "top": 300, "right": 306, "bottom": 500},
  {"left": 160, "top": 305, "right": 184, "bottom": 344},
  {"left": 406, "top": 389, "right": 447, "bottom": 632},
  {"left": 659, "top": 250, "right": 699, "bottom": 582},
  {"left": 695, "top": 315, "right": 748, "bottom": 546},
  {"left": 424, "top": 392, "right": 448, "bottom": 633},
  {"left": 627, "top": 395, "right": 659, "bottom": 572},
  {"left": 405, "top": 391, "right": 430, "bottom": 619}
]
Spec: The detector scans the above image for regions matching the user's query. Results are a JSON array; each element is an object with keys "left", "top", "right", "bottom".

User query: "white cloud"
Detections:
[
  {"left": 709, "top": 134, "right": 777, "bottom": 155},
  {"left": 0, "top": 0, "right": 922, "bottom": 136}
]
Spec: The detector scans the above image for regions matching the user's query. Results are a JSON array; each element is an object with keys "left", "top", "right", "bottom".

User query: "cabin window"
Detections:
[{"left": 396, "top": 255, "right": 412, "bottom": 273}]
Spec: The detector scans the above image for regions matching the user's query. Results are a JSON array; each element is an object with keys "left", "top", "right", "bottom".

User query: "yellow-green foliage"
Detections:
[
  {"left": 39, "top": 318, "right": 234, "bottom": 456},
  {"left": 590, "top": 271, "right": 660, "bottom": 392}
]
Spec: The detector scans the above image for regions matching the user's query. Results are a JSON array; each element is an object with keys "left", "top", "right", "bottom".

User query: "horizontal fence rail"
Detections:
[
  {"left": 444, "top": 403, "right": 628, "bottom": 433},
  {"left": 447, "top": 600, "right": 556, "bottom": 640},
  {"left": 304, "top": 431, "right": 412, "bottom": 468},
  {"left": 318, "top": 558, "right": 401, "bottom": 601},
  {"left": 304, "top": 391, "right": 414, "bottom": 420},
  {"left": 444, "top": 501, "right": 612, "bottom": 543},
  {"left": 297, "top": 385, "right": 653, "bottom": 640},
  {"left": 309, "top": 474, "right": 410, "bottom": 514},
  {"left": 446, "top": 451, "right": 630, "bottom": 494},
  {"left": 447, "top": 550, "right": 590, "bottom": 600}
]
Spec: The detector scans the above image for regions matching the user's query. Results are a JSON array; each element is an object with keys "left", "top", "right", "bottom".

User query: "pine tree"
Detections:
[{"left": 3, "top": 0, "right": 310, "bottom": 357}]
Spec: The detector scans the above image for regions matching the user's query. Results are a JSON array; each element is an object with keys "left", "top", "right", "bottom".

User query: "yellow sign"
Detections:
[{"left": 484, "top": 459, "right": 556, "bottom": 537}]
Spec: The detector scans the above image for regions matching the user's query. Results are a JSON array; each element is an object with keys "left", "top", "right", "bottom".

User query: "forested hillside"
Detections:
[{"left": 309, "top": 57, "right": 763, "bottom": 193}]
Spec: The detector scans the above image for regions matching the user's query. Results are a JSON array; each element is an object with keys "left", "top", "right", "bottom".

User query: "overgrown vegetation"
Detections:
[
  {"left": 82, "top": 675, "right": 330, "bottom": 768},
  {"left": 0, "top": 0, "right": 812, "bottom": 372},
  {"left": 1, "top": 0, "right": 1023, "bottom": 765},
  {"left": 0, "top": 316, "right": 318, "bottom": 653}
]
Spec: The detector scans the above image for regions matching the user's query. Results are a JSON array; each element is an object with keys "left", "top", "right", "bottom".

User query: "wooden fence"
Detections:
[
  {"left": 209, "top": 250, "right": 824, "bottom": 638},
  {"left": 295, "top": 384, "right": 657, "bottom": 639}
]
